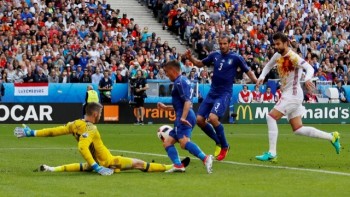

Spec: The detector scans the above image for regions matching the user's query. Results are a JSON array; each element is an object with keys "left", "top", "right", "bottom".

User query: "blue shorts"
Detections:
[
  {"left": 169, "top": 110, "right": 196, "bottom": 141},
  {"left": 197, "top": 93, "right": 231, "bottom": 119}
]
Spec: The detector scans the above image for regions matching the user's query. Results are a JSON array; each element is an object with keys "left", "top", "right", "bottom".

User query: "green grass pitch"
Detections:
[{"left": 1, "top": 124, "right": 350, "bottom": 196}]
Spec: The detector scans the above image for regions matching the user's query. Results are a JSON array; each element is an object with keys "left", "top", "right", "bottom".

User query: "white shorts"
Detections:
[{"left": 274, "top": 97, "right": 305, "bottom": 121}]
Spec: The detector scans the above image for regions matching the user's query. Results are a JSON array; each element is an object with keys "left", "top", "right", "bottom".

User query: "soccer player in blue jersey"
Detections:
[
  {"left": 185, "top": 35, "right": 257, "bottom": 161},
  {"left": 157, "top": 60, "right": 214, "bottom": 173}
]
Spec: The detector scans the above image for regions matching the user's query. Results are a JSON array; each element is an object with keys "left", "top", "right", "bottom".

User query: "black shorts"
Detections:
[{"left": 134, "top": 97, "right": 144, "bottom": 107}]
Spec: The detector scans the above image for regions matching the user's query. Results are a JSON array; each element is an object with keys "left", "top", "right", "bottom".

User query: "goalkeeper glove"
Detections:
[
  {"left": 91, "top": 163, "right": 114, "bottom": 176},
  {"left": 14, "top": 124, "right": 35, "bottom": 138}
]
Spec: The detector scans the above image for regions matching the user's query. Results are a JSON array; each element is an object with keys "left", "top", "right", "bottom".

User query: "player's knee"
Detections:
[
  {"left": 293, "top": 125, "right": 303, "bottom": 133},
  {"left": 163, "top": 141, "right": 171, "bottom": 148},
  {"left": 208, "top": 114, "right": 219, "bottom": 125},
  {"left": 179, "top": 138, "right": 189, "bottom": 149},
  {"left": 196, "top": 116, "right": 206, "bottom": 127},
  {"left": 132, "top": 159, "right": 145, "bottom": 169},
  {"left": 179, "top": 142, "right": 187, "bottom": 149},
  {"left": 266, "top": 114, "right": 276, "bottom": 122}
]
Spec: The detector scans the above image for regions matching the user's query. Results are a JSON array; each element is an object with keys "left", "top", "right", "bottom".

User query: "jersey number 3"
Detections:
[{"left": 218, "top": 63, "right": 223, "bottom": 71}]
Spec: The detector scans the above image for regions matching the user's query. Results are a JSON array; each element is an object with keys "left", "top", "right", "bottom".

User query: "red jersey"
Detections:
[
  {"left": 275, "top": 89, "right": 282, "bottom": 102},
  {"left": 262, "top": 93, "right": 274, "bottom": 102},
  {"left": 305, "top": 93, "right": 317, "bottom": 103},
  {"left": 252, "top": 91, "right": 262, "bottom": 102},
  {"left": 240, "top": 91, "right": 251, "bottom": 103},
  {"left": 120, "top": 18, "right": 130, "bottom": 27}
]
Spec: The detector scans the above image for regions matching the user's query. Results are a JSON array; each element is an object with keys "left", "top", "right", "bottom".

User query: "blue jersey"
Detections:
[
  {"left": 171, "top": 75, "right": 196, "bottom": 127},
  {"left": 202, "top": 51, "right": 250, "bottom": 95}
]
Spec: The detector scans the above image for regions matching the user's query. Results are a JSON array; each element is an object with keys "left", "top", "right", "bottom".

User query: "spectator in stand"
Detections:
[
  {"left": 304, "top": 89, "right": 318, "bottom": 103},
  {"left": 342, "top": 76, "right": 349, "bottom": 86},
  {"left": 80, "top": 69, "right": 92, "bottom": 83},
  {"left": 261, "top": 86, "right": 274, "bottom": 103},
  {"left": 336, "top": 80, "right": 347, "bottom": 103},
  {"left": 34, "top": 68, "right": 48, "bottom": 83},
  {"left": 252, "top": 85, "right": 262, "bottom": 103},
  {"left": 157, "top": 68, "right": 169, "bottom": 80},
  {"left": 238, "top": 85, "right": 252, "bottom": 103},
  {"left": 120, "top": 14, "right": 130, "bottom": 27},
  {"left": 91, "top": 68, "right": 103, "bottom": 84},
  {"left": 99, "top": 70, "right": 113, "bottom": 103},
  {"left": 77, "top": 51, "right": 90, "bottom": 70},
  {"left": 147, "top": 70, "right": 157, "bottom": 79},
  {"left": 48, "top": 70, "right": 59, "bottom": 83},
  {"left": 188, "top": 70, "right": 197, "bottom": 81},
  {"left": 275, "top": 86, "right": 282, "bottom": 103},
  {"left": 115, "top": 68, "right": 127, "bottom": 83},
  {"left": 70, "top": 70, "right": 80, "bottom": 83},
  {"left": 59, "top": 70, "right": 70, "bottom": 83},
  {"left": 23, "top": 69, "right": 35, "bottom": 83}
]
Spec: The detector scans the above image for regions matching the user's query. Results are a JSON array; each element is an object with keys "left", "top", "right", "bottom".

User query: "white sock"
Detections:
[
  {"left": 294, "top": 126, "right": 333, "bottom": 141},
  {"left": 267, "top": 114, "right": 278, "bottom": 156}
]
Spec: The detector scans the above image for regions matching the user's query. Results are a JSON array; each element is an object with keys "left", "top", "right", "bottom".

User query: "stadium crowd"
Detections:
[
  {"left": 153, "top": 0, "right": 350, "bottom": 85},
  {"left": 0, "top": 0, "right": 349, "bottom": 99}
]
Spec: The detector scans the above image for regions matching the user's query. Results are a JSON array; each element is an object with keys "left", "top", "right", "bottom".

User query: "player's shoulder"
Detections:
[
  {"left": 67, "top": 119, "right": 97, "bottom": 135},
  {"left": 226, "top": 51, "right": 243, "bottom": 59},
  {"left": 208, "top": 50, "right": 221, "bottom": 57},
  {"left": 178, "top": 75, "right": 191, "bottom": 84}
]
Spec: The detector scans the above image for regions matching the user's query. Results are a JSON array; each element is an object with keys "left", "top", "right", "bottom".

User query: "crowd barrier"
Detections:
[
  {"left": 2, "top": 83, "right": 128, "bottom": 103},
  {"left": 3, "top": 81, "right": 349, "bottom": 104}
]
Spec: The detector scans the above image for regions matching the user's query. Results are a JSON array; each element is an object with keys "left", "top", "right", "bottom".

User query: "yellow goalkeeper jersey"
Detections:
[{"left": 36, "top": 119, "right": 113, "bottom": 167}]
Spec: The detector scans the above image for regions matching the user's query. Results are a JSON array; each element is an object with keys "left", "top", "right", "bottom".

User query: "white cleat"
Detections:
[
  {"left": 38, "top": 164, "right": 53, "bottom": 172},
  {"left": 204, "top": 155, "right": 214, "bottom": 174},
  {"left": 165, "top": 164, "right": 185, "bottom": 173}
]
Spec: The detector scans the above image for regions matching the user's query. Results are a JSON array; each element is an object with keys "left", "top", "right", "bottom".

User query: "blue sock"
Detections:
[
  {"left": 202, "top": 123, "right": 221, "bottom": 145},
  {"left": 165, "top": 145, "right": 181, "bottom": 165},
  {"left": 215, "top": 124, "right": 228, "bottom": 148},
  {"left": 184, "top": 141, "right": 206, "bottom": 161}
]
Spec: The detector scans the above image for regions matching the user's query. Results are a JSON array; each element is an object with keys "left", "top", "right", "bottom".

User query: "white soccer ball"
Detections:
[{"left": 157, "top": 125, "right": 172, "bottom": 142}]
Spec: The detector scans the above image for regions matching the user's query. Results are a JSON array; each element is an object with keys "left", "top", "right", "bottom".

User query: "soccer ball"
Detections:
[{"left": 157, "top": 125, "right": 172, "bottom": 142}]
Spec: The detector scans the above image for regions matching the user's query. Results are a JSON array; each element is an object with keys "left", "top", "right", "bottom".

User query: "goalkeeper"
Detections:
[{"left": 14, "top": 102, "right": 189, "bottom": 176}]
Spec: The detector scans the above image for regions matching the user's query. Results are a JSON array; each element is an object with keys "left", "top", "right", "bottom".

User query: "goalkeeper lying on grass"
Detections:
[{"left": 14, "top": 102, "right": 190, "bottom": 176}]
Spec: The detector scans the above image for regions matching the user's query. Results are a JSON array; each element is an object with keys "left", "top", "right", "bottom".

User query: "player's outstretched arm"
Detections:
[
  {"left": 258, "top": 53, "right": 279, "bottom": 82},
  {"left": 14, "top": 124, "right": 71, "bottom": 138},
  {"left": 184, "top": 49, "right": 205, "bottom": 68},
  {"left": 246, "top": 70, "right": 258, "bottom": 84}
]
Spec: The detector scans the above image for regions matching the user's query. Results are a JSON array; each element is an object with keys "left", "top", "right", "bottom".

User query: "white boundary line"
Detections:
[{"left": 1, "top": 147, "right": 350, "bottom": 177}]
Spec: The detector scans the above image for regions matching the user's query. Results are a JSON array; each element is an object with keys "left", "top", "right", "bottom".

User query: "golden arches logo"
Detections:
[{"left": 236, "top": 105, "right": 253, "bottom": 120}]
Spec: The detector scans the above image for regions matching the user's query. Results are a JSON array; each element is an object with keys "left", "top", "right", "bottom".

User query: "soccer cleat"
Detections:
[
  {"left": 255, "top": 152, "right": 277, "bottom": 162},
  {"left": 216, "top": 146, "right": 230, "bottom": 161},
  {"left": 34, "top": 164, "right": 53, "bottom": 172},
  {"left": 204, "top": 155, "right": 214, "bottom": 174},
  {"left": 331, "top": 132, "right": 341, "bottom": 154},
  {"left": 214, "top": 145, "right": 221, "bottom": 158},
  {"left": 181, "top": 157, "right": 191, "bottom": 168},
  {"left": 139, "top": 121, "right": 144, "bottom": 125},
  {"left": 165, "top": 164, "right": 185, "bottom": 173}
]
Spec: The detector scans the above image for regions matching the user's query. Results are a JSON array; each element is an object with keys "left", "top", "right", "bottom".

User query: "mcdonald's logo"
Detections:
[{"left": 236, "top": 105, "right": 253, "bottom": 120}]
